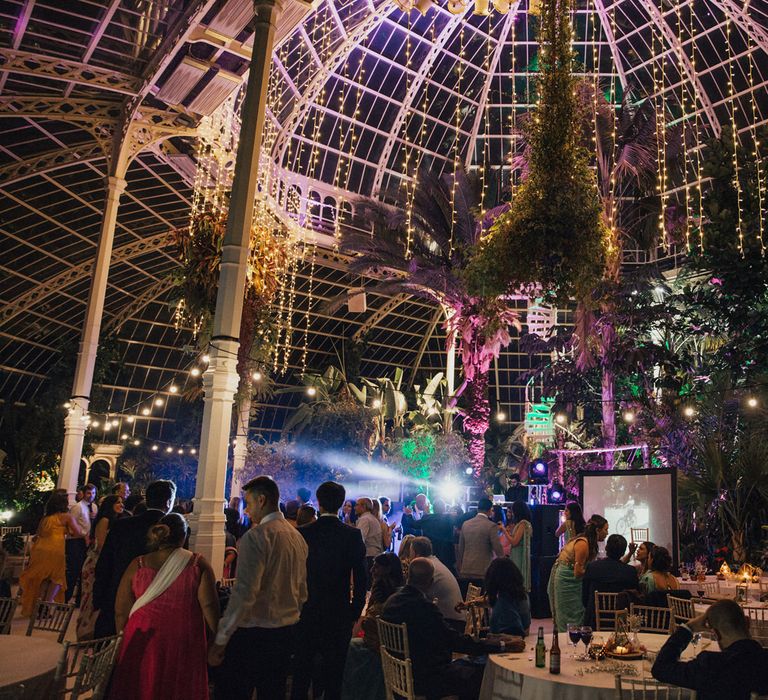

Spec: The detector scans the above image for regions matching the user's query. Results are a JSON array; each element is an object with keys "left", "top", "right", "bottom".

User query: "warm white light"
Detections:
[
  {"left": 121, "top": 433, "right": 128, "bottom": 440},
  {"left": 141, "top": 408, "right": 151, "bottom": 416},
  {"left": 252, "top": 371, "right": 262, "bottom": 381},
  {"left": 177, "top": 449, "right": 184, "bottom": 455},
  {"left": 684, "top": 406, "right": 696, "bottom": 417},
  {"left": 747, "top": 397, "right": 758, "bottom": 408},
  {"left": 555, "top": 413, "right": 567, "bottom": 424},
  {"left": 165, "top": 446, "right": 173, "bottom": 453},
  {"left": 82, "top": 415, "right": 91, "bottom": 422},
  {"left": 169, "top": 385, "right": 178, "bottom": 394},
  {"left": 201, "top": 354, "right": 210, "bottom": 363},
  {"left": 127, "top": 416, "right": 135, "bottom": 424},
  {"left": 623, "top": 411, "right": 635, "bottom": 423},
  {"left": 0, "top": 510, "right": 13, "bottom": 521},
  {"left": 91, "top": 420, "right": 100, "bottom": 428},
  {"left": 154, "top": 398, "right": 164, "bottom": 407},
  {"left": 133, "top": 439, "right": 140, "bottom": 446},
  {"left": 63, "top": 401, "right": 71, "bottom": 409},
  {"left": 111, "top": 419, "right": 119, "bottom": 427},
  {"left": 103, "top": 423, "right": 112, "bottom": 431},
  {"left": 190, "top": 448, "right": 197, "bottom": 455},
  {"left": 496, "top": 411, "right": 507, "bottom": 422},
  {"left": 428, "top": 407, "right": 438, "bottom": 415},
  {"left": 372, "top": 399, "right": 382, "bottom": 409},
  {"left": 190, "top": 368, "right": 201, "bottom": 377},
  {"left": 306, "top": 386, "right": 317, "bottom": 396},
  {"left": 151, "top": 445, "right": 159, "bottom": 451}
]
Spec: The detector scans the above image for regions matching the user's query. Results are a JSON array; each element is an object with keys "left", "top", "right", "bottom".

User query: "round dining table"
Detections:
[
  {"left": 479, "top": 631, "right": 697, "bottom": 700},
  {"left": 677, "top": 575, "right": 766, "bottom": 603},
  {"left": 0, "top": 635, "right": 62, "bottom": 699}
]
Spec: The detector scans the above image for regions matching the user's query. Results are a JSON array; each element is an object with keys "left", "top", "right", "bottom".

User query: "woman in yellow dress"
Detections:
[{"left": 20, "top": 492, "right": 86, "bottom": 615}]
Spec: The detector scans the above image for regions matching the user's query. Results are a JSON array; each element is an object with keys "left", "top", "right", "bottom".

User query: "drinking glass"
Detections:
[
  {"left": 580, "top": 626, "right": 593, "bottom": 653},
  {"left": 691, "top": 632, "right": 701, "bottom": 656},
  {"left": 696, "top": 587, "right": 706, "bottom": 601},
  {"left": 681, "top": 565, "right": 689, "bottom": 581},
  {"left": 567, "top": 623, "right": 581, "bottom": 658}
]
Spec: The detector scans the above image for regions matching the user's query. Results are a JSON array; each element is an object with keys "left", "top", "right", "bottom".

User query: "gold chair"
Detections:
[
  {"left": 595, "top": 591, "right": 627, "bottom": 631},
  {"left": 0, "top": 596, "right": 18, "bottom": 634},
  {"left": 26, "top": 600, "right": 75, "bottom": 643},
  {"left": 219, "top": 577, "right": 236, "bottom": 588},
  {"left": 377, "top": 618, "right": 410, "bottom": 658},
  {"left": 668, "top": 596, "right": 696, "bottom": 625},
  {"left": 745, "top": 606, "right": 768, "bottom": 648},
  {"left": 51, "top": 633, "right": 123, "bottom": 699},
  {"left": 630, "top": 603, "right": 673, "bottom": 634},
  {"left": 616, "top": 675, "right": 696, "bottom": 699},
  {"left": 380, "top": 648, "right": 423, "bottom": 700}
]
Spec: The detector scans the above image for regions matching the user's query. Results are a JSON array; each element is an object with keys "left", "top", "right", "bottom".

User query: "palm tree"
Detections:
[{"left": 337, "top": 168, "right": 520, "bottom": 476}]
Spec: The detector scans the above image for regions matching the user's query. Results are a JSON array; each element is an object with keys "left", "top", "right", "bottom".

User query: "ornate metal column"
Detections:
[
  {"left": 188, "top": 0, "right": 282, "bottom": 576},
  {"left": 58, "top": 174, "right": 127, "bottom": 498}
]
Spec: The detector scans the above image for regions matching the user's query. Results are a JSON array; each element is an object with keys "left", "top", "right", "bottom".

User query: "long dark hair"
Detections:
[
  {"left": 45, "top": 492, "right": 69, "bottom": 516},
  {"left": 369, "top": 552, "right": 403, "bottom": 605},
  {"left": 511, "top": 501, "right": 532, "bottom": 524},
  {"left": 649, "top": 545, "right": 672, "bottom": 574},
  {"left": 565, "top": 502, "right": 586, "bottom": 535},
  {"left": 92, "top": 495, "right": 122, "bottom": 536},
  {"left": 485, "top": 558, "right": 526, "bottom": 604},
  {"left": 583, "top": 514, "right": 608, "bottom": 561}
]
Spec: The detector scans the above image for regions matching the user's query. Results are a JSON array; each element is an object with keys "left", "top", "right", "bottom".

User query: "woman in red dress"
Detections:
[{"left": 109, "top": 513, "right": 220, "bottom": 700}]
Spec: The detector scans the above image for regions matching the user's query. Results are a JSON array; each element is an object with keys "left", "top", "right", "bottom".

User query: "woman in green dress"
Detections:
[
  {"left": 502, "top": 501, "right": 533, "bottom": 591},
  {"left": 547, "top": 514, "right": 609, "bottom": 632},
  {"left": 555, "top": 502, "right": 586, "bottom": 546}
]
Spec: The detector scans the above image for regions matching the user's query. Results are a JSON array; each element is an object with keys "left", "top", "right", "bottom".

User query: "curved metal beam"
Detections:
[
  {"left": 104, "top": 277, "right": 176, "bottom": 332},
  {"left": 371, "top": 8, "right": 470, "bottom": 196},
  {"left": 636, "top": 0, "right": 721, "bottom": 136},
  {"left": 0, "top": 143, "right": 104, "bottom": 186},
  {"left": 408, "top": 306, "right": 442, "bottom": 388},
  {"left": 352, "top": 293, "right": 410, "bottom": 340},
  {"left": 464, "top": 6, "right": 521, "bottom": 170},
  {"left": 592, "top": 0, "right": 629, "bottom": 90},
  {"left": 0, "top": 231, "right": 175, "bottom": 326},
  {"left": 707, "top": 0, "right": 768, "bottom": 57}
]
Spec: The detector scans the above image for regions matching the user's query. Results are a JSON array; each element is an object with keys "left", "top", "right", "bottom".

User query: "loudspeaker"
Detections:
[
  {"left": 530, "top": 555, "right": 556, "bottom": 618},
  {"left": 530, "top": 504, "right": 562, "bottom": 557},
  {"left": 347, "top": 288, "right": 367, "bottom": 313}
]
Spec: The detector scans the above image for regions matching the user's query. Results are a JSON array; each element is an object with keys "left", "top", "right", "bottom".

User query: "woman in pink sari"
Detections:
[{"left": 109, "top": 513, "right": 220, "bottom": 700}]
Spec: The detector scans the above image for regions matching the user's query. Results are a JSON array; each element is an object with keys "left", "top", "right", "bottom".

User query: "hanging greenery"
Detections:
[{"left": 466, "top": 0, "right": 609, "bottom": 305}]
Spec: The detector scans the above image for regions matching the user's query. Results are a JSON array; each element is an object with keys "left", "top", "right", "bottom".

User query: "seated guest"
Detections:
[
  {"left": 622, "top": 539, "right": 654, "bottom": 574},
  {"left": 382, "top": 558, "right": 524, "bottom": 700},
  {"left": 361, "top": 552, "right": 405, "bottom": 650},
  {"left": 640, "top": 546, "right": 679, "bottom": 593},
  {"left": 485, "top": 558, "right": 531, "bottom": 637},
  {"left": 652, "top": 600, "right": 768, "bottom": 700},
  {"left": 581, "top": 534, "right": 639, "bottom": 627},
  {"left": 410, "top": 536, "right": 466, "bottom": 632}
]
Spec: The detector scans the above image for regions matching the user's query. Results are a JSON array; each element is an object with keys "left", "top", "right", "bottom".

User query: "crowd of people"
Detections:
[{"left": 11, "top": 480, "right": 768, "bottom": 699}]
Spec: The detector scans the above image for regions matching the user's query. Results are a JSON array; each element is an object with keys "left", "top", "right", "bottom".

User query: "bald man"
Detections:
[
  {"left": 652, "top": 599, "right": 768, "bottom": 699},
  {"left": 382, "top": 557, "right": 523, "bottom": 700}
]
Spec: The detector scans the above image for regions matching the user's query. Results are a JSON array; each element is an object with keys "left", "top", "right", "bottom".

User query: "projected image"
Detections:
[{"left": 582, "top": 471, "right": 675, "bottom": 559}]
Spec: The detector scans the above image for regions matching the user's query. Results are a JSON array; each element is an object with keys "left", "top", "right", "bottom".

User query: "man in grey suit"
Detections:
[{"left": 457, "top": 498, "right": 503, "bottom": 597}]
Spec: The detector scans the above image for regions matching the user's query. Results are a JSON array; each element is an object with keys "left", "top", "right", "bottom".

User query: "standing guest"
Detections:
[
  {"left": 111, "top": 482, "right": 130, "bottom": 500},
  {"left": 371, "top": 498, "right": 394, "bottom": 551},
  {"left": 66, "top": 482, "right": 97, "bottom": 603},
  {"left": 581, "top": 534, "right": 639, "bottom": 627},
  {"left": 223, "top": 518, "right": 238, "bottom": 581},
  {"left": 296, "top": 504, "right": 317, "bottom": 527},
  {"left": 297, "top": 487, "right": 313, "bottom": 507},
  {"left": 379, "top": 497, "right": 392, "bottom": 523},
  {"left": 555, "top": 502, "right": 586, "bottom": 545},
  {"left": 284, "top": 499, "right": 301, "bottom": 527},
  {"left": 291, "top": 482, "right": 367, "bottom": 700},
  {"left": 20, "top": 492, "right": 87, "bottom": 615},
  {"left": 77, "top": 495, "right": 124, "bottom": 640},
  {"left": 340, "top": 499, "right": 357, "bottom": 525},
  {"left": 457, "top": 498, "right": 504, "bottom": 597},
  {"left": 123, "top": 494, "right": 145, "bottom": 517},
  {"left": 92, "top": 480, "right": 176, "bottom": 638},
  {"left": 356, "top": 497, "right": 384, "bottom": 582},
  {"left": 547, "top": 514, "right": 609, "bottom": 631},
  {"left": 382, "top": 558, "right": 523, "bottom": 700},
  {"left": 419, "top": 500, "right": 458, "bottom": 574},
  {"left": 500, "top": 501, "right": 533, "bottom": 591},
  {"left": 410, "top": 537, "right": 465, "bottom": 632},
  {"left": 640, "top": 546, "right": 679, "bottom": 593},
  {"left": 208, "top": 476, "right": 308, "bottom": 700},
  {"left": 504, "top": 474, "right": 528, "bottom": 504},
  {"left": 109, "top": 514, "right": 220, "bottom": 700},
  {"left": 75, "top": 486, "right": 85, "bottom": 503},
  {"left": 485, "top": 558, "right": 531, "bottom": 637},
  {"left": 652, "top": 600, "right": 768, "bottom": 699},
  {"left": 401, "top": 493, "right": 431, "bottom": 536}
]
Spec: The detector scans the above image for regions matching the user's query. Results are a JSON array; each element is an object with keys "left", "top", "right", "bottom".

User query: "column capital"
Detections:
[
  {"left": 106, "top": 175, "right": 127, "bottom": 195},
  {"left": 253, "top": 0, "right": 284, "bottom": 23}
]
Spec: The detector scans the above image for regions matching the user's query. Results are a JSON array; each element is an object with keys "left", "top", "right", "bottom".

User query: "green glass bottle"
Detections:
[{"left": 535, "top": 626, "right": 546, "bottom": 668}]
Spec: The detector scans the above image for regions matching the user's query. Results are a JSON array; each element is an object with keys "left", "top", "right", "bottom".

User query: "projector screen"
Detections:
[{"left": 580, "top": 468, "right": 678, "bottom": 564}]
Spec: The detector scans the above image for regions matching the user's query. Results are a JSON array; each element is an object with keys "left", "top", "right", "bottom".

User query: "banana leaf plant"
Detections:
[
  {"left": 360, "top": 367, "right": 408, "bottom": 451},
  {"left": 407, "top": 372, "right": 450, "bottom": 434}
]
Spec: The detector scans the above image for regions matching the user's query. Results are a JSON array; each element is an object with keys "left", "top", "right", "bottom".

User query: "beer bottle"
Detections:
[
  {"left": 549, "top": 627, "right": 561, "bottom": 674},
  {"left": 535, "top": 626, "right": 546, "bottom": 668}
]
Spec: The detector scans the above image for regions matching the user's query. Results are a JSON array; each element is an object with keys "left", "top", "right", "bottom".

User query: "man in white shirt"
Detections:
[
  {"left": 209, "top": 476, "right": 308, "bottom": 700},
  {"left": 355, "top": 497, "right": 383, "bottom": 587},
  {"left": 411, "top": 536, "right": 466, "bottom": 632},
  {"left": 65, "top": 482, "right": 96, "bottom": 603}
]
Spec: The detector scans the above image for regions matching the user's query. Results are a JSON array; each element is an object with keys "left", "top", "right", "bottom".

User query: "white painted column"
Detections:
[
  {"left": 230, "top": 392, "right": 251, "bottom": 499},
  {"left": 444, "top": 305, "right": 456, "bottom": 434},
  {"left": 58, "top": 175, "right": 127, "bottom": 499},
  {"left": 189, "top": 0, "right": 282, "bottom": 578}
]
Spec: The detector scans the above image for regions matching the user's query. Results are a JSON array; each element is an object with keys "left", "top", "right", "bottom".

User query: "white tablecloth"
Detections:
[
  {"left": 480, "top": 632, "right": 693, "bottom": 700},
  {"left": 677, "top": 575, "right": 765, "bottom": 602},
  {"left": 0, "top": 635, "right": 62, "bottom": 699}
]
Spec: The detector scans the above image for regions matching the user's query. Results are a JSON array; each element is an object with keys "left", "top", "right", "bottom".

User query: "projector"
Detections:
[{"left": 347, "top": 288, "right": 367, "bottom": 313}]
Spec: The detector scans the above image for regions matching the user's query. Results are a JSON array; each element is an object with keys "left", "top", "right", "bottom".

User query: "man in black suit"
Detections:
[
  {"left": 581, "top": 534, "right": 639, "bottom": 627},
  {"left": 92, "top": 479, "right": 176, "bottom": 638},
  {"left": 382, "top": 558, "right": 524, "bottom": 700},
  {"left": 290, "top": 481, "right": 367, "bottom": 700},
  {"left": 652, "top": 599, "right": 768, "bottom": 699}
]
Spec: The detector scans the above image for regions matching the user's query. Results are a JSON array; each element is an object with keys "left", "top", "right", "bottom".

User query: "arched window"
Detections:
[{"left": 88, "top": 460, "right": 111, "bottom": 490}]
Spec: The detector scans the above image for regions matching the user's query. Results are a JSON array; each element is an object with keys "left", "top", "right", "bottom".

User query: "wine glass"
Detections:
[
  {"left": 696, "top": 586, "right": 706, "bottom": 601},
  {"left": 691, "top": 632, "right": 701, "bottom": 657},
  {"left": 681, "top": 565, "right": 689, "bottom": 581},
  {"left": 698, "top": 631, "right": 715, "bottom": 652},
  {"left": 580, "top": 625, "right": 593, "bottom": 656},
  {"left": 567, "top": 623, "right": 581, "bottom": 658}
]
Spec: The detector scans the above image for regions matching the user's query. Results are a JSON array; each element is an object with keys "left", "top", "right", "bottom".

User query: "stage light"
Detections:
[
  {"left": 372, "top": 399, "right": 382, "bottom": 409},
  {"left": 154, "top": 398, "right": 164, "bottom": 407},
  {"left": 306, "top": 386, "right": 317, "bottom": 397},
  {"left": 465, "top": 466, "right": 474, "bottom": 475},
  {"left": 169, "top": 385, "right": 178, "bottom": 394},
  {"left": 747, "top": 397, "right": 758, "bottom": 408},
  {"left": 496, "top": 411, "right": 507, "bottom": 422},
  {"left": 555, "top": 413, "right": 567, "bottom": 424},
  {"left": 151, "top": 445, "right": 159, "bottom": 451},
  {"left": 529, "top": 459, "right": 549, "bottom": 484},
  {"left": 623, "top": 411, "right": 635, "bottom": 423},
  {"left": 547, "top": 483, "right": 565, "bottom": 503},
  {"left": 141, "top": 408, "right": 151, "bottom": 416},
  {"left": 202, "top": 354, "right": 210, "bottom": 363},
  {"left": 190, "top": 368, "right": 201, "bottom": 377},
  {"left": 439, "top": 480, "right": 461, "bottom": 503},
  {"left": 252, "top": 371, "right": 262, "bottom": 381},
  {"left": 683, "top": 406, "right": 696, "bottom": 418}
]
